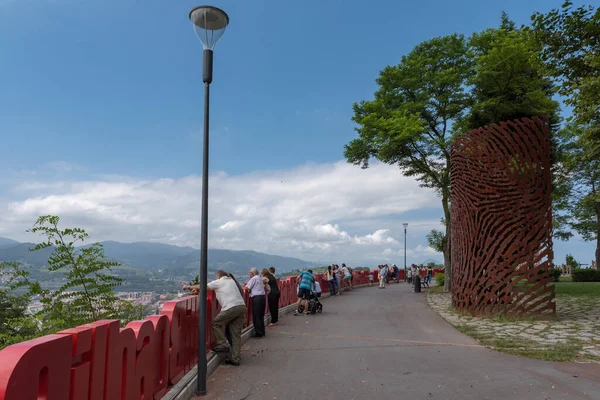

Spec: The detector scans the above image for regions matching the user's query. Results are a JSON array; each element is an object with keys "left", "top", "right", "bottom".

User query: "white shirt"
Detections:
[
  {"left": 342, "top": 267, "right": 350, "bottom": 276},
  {"left": 207, "top": 276, "right": 246, "bottom": 311},
  {"left": 245, "top": 274, "right": 266, "bottom": 297},
  {"left": 314, "top": 281, "right": 321, "bottom": 294}
]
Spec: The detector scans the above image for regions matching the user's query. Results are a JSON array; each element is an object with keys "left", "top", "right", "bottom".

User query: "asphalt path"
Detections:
[{"left": 198, "top": 283, "right": 600, "bottom": 400}]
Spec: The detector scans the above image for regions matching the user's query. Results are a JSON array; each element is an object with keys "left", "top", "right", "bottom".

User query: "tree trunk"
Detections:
[{"left": 442, "top": 192, "right": 452, "bottom": 292}]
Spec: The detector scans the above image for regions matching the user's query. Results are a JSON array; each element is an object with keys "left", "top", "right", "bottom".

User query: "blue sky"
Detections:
[{"left": 0, "top": 0, "right": 595, "bottom": 267}]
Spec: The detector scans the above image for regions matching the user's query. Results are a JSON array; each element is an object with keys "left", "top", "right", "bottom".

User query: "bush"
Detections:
[
  {"left": 571, "top": 268, "right": 600, "bottom": 282},
  {"left": 434, "top": 272, "right": 445, "bottom": 287},
  {"left": 553, "top": 268, "right": 562, "bottom": 282}
]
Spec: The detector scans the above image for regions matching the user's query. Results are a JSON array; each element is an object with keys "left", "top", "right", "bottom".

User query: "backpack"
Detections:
[{"left": 348, "top": 267, "right": 353, "bottom": 275}]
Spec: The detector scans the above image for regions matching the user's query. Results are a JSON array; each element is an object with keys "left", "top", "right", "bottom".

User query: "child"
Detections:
[
  {"left": 368, "top": 270, "right": 374, "bottom": 286},
  {"left": 314, "top": 280, "right": 322, "bottom": 297}
]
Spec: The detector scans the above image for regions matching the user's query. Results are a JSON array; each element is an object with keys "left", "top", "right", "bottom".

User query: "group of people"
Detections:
[
  {"left": 181, "top": 262, "right": 434, "bottom": 366},
  {"left": 407, "top": 264, "right": 434, "bottom": 286},
  {"left": 370, "top": 264, "right": 400, "bottom": 289},
  {"left": 322, "top": 263, "right": 353, "bottom": 296},
  {"left": 181, "top": 266, "right": 281, "bottom": 366}
]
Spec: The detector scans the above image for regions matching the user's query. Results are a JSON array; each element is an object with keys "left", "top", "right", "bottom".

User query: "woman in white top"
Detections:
[{"left": 324, "top": 265, "right": 336, "bottom": 296}]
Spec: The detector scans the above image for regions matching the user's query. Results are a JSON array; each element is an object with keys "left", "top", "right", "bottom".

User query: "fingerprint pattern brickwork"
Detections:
[{"left": 450, "top": 117, "right": 555, "bottom": 317}]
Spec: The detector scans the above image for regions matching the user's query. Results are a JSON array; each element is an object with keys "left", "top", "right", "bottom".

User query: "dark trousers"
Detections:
[
  {"left": 252, "top": 295, "right": 266, "bottom": 337},
  {"left": 268, "top": 291, "right": 280, "bottom": 324},
  {"left": 328, "top": 280, "right": 336, "bottom": 295}
]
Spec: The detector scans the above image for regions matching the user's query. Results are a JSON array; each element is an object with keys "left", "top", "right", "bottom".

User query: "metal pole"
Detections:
[
  {"left": 197, "top": 49, "right": 213, "bottom": 396},
  {"left": 404, "top": 227, "right": 407, "bottom": 281}
]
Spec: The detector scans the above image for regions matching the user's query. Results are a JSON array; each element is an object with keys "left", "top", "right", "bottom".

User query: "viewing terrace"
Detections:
[{"left": 0, "top": 270, "right": 599, "bottom": 400}]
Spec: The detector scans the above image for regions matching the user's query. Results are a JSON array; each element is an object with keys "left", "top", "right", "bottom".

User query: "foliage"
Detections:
[
  {"left": 0, "top": 283, "right": 39, "bottom": 348},
  {"left": 1, "top": 216, "right": 143, "bottom": 342},
  {"left": 426, "top": 229, "right": 445, "bottom": 253},
  {"left": 345, "top": 34, "right": 473, "bottom": 292},
  {"left": 552, "top": 268, "right": 563, "bottom": 282},
  {"left": 571, "top": 268, "right": 600, "bottom": 282},
  {"left": 532, "top": 2, "right": 600, "bottom": 265},
  {"left": 565, "top": 253, "right": 579, "bottom": 270},
  {"left": 555, "top": 124, "right": 600, "bottom": 265},
  {"left": 434, "top": 272, "right": 445, "bottom": 287},
  {"left": 532, "top": 2, "right": 600, "bottom": 129},
  {"left": 190, "top": 274, "right": 199, "bottom": 286},
  {"left": 466, "top": 23, "right": 560, "bottom": 130}
]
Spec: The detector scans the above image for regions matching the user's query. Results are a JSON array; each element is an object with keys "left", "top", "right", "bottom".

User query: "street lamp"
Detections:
[
  {"left": 403, "top": 223, "right": 408, "bottom": 281},
  {"left": 189, "top": 5, "right": 229, "bottom": 397}
]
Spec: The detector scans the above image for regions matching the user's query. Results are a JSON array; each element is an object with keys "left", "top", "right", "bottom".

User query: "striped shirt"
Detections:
[{"left": 298, "top": 271, "right": 314, "bottom": 290}]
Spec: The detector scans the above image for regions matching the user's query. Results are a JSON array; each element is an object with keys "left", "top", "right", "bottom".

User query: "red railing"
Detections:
[
  {"left": 0, "top": 269, "right": 443, "bottom": 399},
  {"left": 0, "top": 272, "right": 374, "bottom": 400}
]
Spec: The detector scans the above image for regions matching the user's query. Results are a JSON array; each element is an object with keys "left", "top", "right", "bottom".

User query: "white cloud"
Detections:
[{"left": 0, "top": 160, "right": 445, "bottom": 265}]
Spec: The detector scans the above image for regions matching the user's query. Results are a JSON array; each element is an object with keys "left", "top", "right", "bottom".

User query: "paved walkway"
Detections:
[{"left": 200, "top": 284, "right": 600, "bottom": 400}]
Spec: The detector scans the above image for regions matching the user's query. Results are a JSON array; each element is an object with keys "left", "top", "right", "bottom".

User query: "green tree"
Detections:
[
  {"left": 0, "top": 283, "right": 40, "bottom": 348},
  {"left": 532, "top": 1, "right": 599, "bottom": 131},
  {"left": 426, "top": 228, "right": 445, "bottom": 253},
  {"left": 5, "top": 216, "right": 140, "bottom": 333},
  {"left": 533, "top": 2, "right": 600, "bottom": 266},
  {"left": 466, "top": 25, "right": 560, "bottom": 130},
  {"left": 345, "top": 34, "right": 473, "bottom": 292},
  {"left": 559, "top": 124, "right": 600, "bottom": 265},
  {"left": 565, "top": 253, "right": 579, "bottom": 270}
]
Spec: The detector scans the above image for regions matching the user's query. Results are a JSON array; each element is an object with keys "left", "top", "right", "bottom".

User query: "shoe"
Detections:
[
  {"left": 213, "top": 344, "right": 230, "bottom": 353},
  {"left": 224, "top": 359, "right": 240, "bottom": 366}
]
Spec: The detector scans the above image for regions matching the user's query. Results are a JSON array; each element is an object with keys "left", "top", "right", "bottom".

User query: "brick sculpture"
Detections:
[{"left": 450, "top": 117, "right": 555, "bottom": 317}]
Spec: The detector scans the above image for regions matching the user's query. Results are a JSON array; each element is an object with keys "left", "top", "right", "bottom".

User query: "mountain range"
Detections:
[{"left": 0, "top": 237, "right": 317, "bottom": 279}]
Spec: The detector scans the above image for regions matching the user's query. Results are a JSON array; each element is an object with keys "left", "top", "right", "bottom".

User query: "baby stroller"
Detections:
[{"left": 299, "top": 290, "right": 323, "bottom": 314}]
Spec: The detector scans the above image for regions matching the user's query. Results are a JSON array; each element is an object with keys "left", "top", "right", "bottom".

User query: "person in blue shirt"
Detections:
[{"left": 294, "top": 269, "right": 315, "bottom": 315}]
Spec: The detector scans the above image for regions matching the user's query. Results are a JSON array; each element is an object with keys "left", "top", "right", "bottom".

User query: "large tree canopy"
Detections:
[
  {"left": 533, "top": 2, "right": 600, "bottom": 266},
  {"left": 345, "top": 34, "right": 472, "bottom": 291},
  {"left": 346, "top": 17, "right": 560, "bottom": 292},
  {"left": 467, "top": 27, "right": 560, "bottom": 130}
]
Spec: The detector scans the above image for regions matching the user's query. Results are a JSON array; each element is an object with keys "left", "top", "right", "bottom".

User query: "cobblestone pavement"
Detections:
[{"left": 427, "top": 291, "right": 600, "bottom": 361}]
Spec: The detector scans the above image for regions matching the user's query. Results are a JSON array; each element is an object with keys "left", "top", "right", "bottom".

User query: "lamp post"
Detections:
[
  {"left": 403, "top": 223, "right": 408, "bottom": 281},
  {"left": 189, "top": 5, "right": 229, "bottom": 396}
]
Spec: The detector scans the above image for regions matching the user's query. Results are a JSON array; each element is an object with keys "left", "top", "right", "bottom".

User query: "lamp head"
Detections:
[
  {"left": 403, "top": 223, "right": 409, "bottom": 229},
  {"left": 189, "top": 6, "right": 229, "bottom": 50}
]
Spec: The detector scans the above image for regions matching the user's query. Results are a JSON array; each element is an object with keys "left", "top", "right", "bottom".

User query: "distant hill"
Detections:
[
  {"left": 82, "top": 241, "right": 196, "bottom": 270},
  {"left": 0, "top": 242, "right": 54, "bottom": 265},
  {"left": 0, "top": 237, "right": 20, "bottom": 249},
  {"left": 0, "top": 238, "right": 316, "bottom": 279},
  {"left": 165, "top": 249, "right": 318, "bottom": 277}
]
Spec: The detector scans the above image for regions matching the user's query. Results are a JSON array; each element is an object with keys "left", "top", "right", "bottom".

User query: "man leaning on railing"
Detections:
[{"left": 182, "top": 270, "right": 247, "bottom": 366}]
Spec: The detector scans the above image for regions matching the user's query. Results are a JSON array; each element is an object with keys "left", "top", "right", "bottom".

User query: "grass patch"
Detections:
[
  {"left": 454, "top": 324, "right": 582, "bottom": 362},
  {"left": 584, "top": 354, "right": 600, "bottom": 362},
  {"left": 558, "top": 276, "right": 572, "bottom": 282},
  {"left": 428, "top": 286, "right": 444, "bottom": 294},
  {"left": 501, "top": 343, "right": 582, "bottom": 362},
  {"left": 554, "top": 282, "right": 600, "bottom": 297}
]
